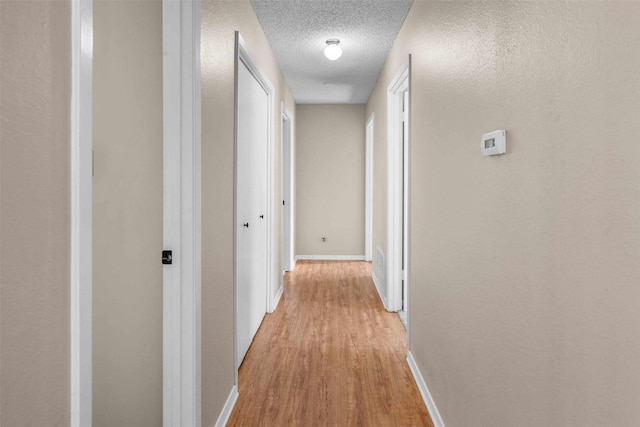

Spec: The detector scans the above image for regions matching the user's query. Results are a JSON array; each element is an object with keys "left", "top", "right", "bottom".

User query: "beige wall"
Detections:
[
  {"left": 295, "top": 104, "right": 366, "bottom": 256},
  {"left": 367, "top": 2, "right": 640, "bottom": 426},
  {"left": 201, "top": 1, "right": 295, "bottom": 423},
  {"left": 0, "top": 1, "right": 71, "bottom": 425},
  {"left": 93, "top": 1, "right": 163, "bottom": 425}
]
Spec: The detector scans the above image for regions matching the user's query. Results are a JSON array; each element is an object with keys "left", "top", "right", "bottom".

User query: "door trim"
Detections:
[
  {"left": 386, "top": 58, "right": 410, "bottom": 315},
  {"left": 234, "top": 33, "right": 276, "bottom": 378},
  {"left": 163, "top": 0, "right": 202, "bottom": 425},
  {"left": 71, "top": 0, "right": 93, "bottom": 424},
  {"left": 365, "top": 113, "right": 375, "bottom": 262},
  {"left": 281, "top": 102, "right": 294, "bottom": 273}
]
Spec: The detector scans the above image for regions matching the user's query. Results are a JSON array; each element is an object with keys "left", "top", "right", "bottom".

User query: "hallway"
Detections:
[
  {"left": 3, "top": 1, "right": 639, "bottom": 425},
  {"left": 228, "top": 261, "right": 433, "bottom": 426}
]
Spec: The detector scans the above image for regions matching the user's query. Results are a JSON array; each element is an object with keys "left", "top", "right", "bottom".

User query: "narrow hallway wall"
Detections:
[
  {"left": 0, "top": 1, "right": 72, "bottom": 424},
  {"left": 295, "top": 104, "right": 366, "bottom": 257},
  {"left": 201, "top": 0, "right": 296, "bottom": 423},
  {"left": 93, "top": 1, "right": 163, "bottom": 425},
  {"left": 367, "top": 2, "right": 640, "bottom": 426}
]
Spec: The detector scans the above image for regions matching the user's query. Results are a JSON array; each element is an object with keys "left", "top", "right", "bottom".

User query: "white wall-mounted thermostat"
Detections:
[{"left": 481, "top": 130, "right": 506, "bottom": 156}]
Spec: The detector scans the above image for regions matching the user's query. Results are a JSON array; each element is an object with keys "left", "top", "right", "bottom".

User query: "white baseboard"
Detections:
[
  {"left": 214, "top": 385, "right": 238, "bottom": 427},
  {"left": 271, "top": 285, "right": 283, "bottom": 312},
  {"left": 406, "top": 351, "right": 445, "bottom": 427},
  {"left": 398, "top": 310, "right": 408, "bottom": 328},
  {"left": 283, "top": 257, "right": 297, "bottom": 272},
  {"left": 295, "top": 255, "right": 366, "bottom": 261},
  {"left": 371, "top": 272, "right": 388, "bottom": 309}
]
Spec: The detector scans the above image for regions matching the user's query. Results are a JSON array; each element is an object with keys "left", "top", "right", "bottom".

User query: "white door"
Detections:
[{"left": 236, "top": 59, "right": 269, "bottom": 367}]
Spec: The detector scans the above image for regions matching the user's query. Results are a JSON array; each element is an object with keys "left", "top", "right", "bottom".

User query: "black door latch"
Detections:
[{"left": 162, "top": 250, "right": 173, "bottom": 265}]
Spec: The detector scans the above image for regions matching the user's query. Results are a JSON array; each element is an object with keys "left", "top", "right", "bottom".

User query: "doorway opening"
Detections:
[
  {"left": 281, "top": 104, "right": 294, "bottom": 275},
  {"left": 386, "top": 57, "right": 410, "bottom": 332},
  {"left": 399, "top": 88, "right": 409, "bottom": 327},
  {"left": 365, "top": 113, "right": 375, "bottom": 263}
]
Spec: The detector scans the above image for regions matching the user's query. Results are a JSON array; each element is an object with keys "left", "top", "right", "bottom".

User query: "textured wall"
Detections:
[
  {"left": 295, "top": 104, "right": 366, "bottom": 256},
  {"left": 0, "top": 1, "right": 71, "bottom": 425},
  {"left": 92, "top": 1, "right": 163, "bottom": 425},
  {"left": 201, "top": 1, "right": 296, "bottom": 423},
  {"left": 367, "top": 2, "right": 640, "bottom": 426}
]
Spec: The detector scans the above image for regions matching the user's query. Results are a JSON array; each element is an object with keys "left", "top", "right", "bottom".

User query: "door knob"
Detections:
[
  {"left": 259, "top": 215, "right": 264, "bottom": 219},
  {"left": 243, "top": 223, "right": 249, "bottom": 228}
]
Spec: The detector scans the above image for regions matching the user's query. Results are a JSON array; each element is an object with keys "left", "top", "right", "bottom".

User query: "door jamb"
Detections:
[
  {"left": 234, "top": 33, "right": 276, "bottom": 380},
  {"left": 386, "top": 58, "right": 410, "bottom": 316},
  {"left": 71, "top": 0, "right": 93, "bottom": 424},
  {"left": 365, "top": 113, "right": 375, "bottom": 262},
  {"left": 162, "top": 0, "right": 202, "bottom": 425},
  {"left": 281, "top": 103, "right": 294, "bottom": 273}
]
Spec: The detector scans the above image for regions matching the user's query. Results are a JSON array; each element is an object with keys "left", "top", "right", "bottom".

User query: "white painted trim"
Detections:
[
  {"left": 371, "top": 272, "right": 388, "bottom": 309},
  {"left": 407, "top": 351, "right": 445, "bottom": 427},
  {"left": 71, "top": 0, "right": 93, "bottom": 425},
  {"left": 163, "top": 1, "right": 202, "bottom": 425},
  {"left": 272, "top": 284, "right": 284, "bottom": 311},
  {"left": 295, "top": 255, "right": 366, "bottom": 261},
  {"left": 386, "top": 58, "right": 410, "bottom": 313},
  {"left": 281, "top": 102, "right": 295, "bottom": 272},
  {"left": 398, "top": 310, "right": 408, "bottom": 328},
  {"left": 214, "top": 386, "right": 239, "bottom": 427},
  {"left": 365, "top": 113, "right": 375, "bottom": 262},
  {"left": 404, "top": 60, "right": 412, "bottom": 343}
]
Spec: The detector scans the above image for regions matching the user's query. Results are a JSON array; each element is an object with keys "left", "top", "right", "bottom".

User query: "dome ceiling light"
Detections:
[{"left": 324, "top": 39, "right": 342, "bottom": 60}]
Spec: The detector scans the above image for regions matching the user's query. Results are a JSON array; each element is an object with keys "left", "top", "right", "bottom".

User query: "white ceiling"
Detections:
[{"left": 250, "top": 0, "right": 414, "bottom": 104}]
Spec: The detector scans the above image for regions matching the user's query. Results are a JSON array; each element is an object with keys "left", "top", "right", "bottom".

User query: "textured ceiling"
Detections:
[{"left": 250, "top": 0, "right": 413, "bottom": 104}]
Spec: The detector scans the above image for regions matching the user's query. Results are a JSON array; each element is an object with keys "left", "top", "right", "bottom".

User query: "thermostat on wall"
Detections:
[{"left": 481, "top": 130, "right": 506, "bottom": 156}]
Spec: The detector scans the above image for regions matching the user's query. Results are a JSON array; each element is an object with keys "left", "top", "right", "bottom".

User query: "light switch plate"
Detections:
[{"left": 481, "top": 130, "right": 506, "bottom": 156}]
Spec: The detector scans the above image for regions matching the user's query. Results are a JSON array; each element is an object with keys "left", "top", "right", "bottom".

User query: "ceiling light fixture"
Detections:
[{"left": 324, "top": 39, "right": 342, "bottom": 61}]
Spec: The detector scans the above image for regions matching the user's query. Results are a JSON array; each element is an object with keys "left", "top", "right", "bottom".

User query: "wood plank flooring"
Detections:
[{"left": 227, "top": 260, "right": 434, "bottom": 426}]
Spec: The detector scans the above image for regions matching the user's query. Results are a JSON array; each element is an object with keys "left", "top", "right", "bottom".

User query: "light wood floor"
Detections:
[{"left": 227, "top": 260, "right": 434, "bottom": 426}]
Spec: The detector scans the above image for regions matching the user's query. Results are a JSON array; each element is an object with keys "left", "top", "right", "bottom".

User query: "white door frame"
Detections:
[
  {"left": 234, "top": 32, "right": 276, "bottom": 376},
  {"left": 71, "top": 1, "right": 202, "bottom": 425},
  {"left": 281, "top": 103, "right": 294, "bottom": 273},
  {"left": 71, "top": 0, "right": 93, "bottom": 424},
  {"left": 365, "top": 113, "right": 375, "bottom": 262},
  {"left": 386, "top": 58, "right": 410, "bottom": 315},
  {"left": 163, "top": 0, "right": 202, "bottom": 426}
]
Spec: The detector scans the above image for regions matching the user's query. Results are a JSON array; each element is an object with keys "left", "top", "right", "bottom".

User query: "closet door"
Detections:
[{"left": 236, "top": 59, "right": 269, "bottom": 367}]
